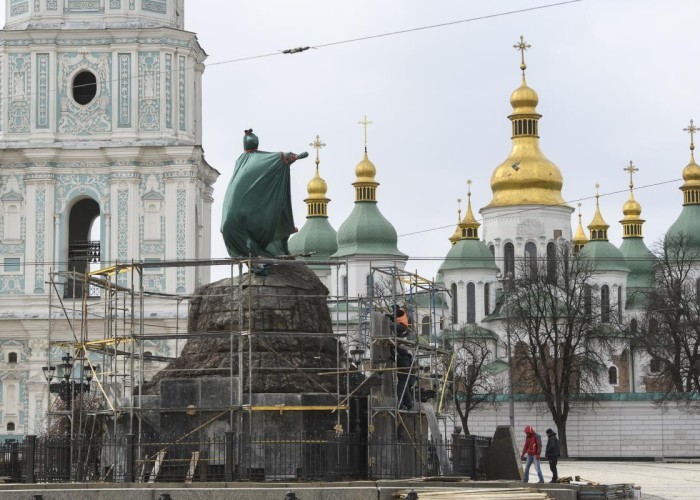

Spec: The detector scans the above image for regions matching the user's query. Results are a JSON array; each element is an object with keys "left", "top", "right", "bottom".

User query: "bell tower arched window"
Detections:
[{"left": 484, "top": 283, "right": 490, "bottom": 316}]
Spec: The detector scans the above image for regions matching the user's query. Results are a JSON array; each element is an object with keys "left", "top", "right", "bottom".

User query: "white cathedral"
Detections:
[{"left": 0, "top": 0, "right": 697, "bottom": 456}]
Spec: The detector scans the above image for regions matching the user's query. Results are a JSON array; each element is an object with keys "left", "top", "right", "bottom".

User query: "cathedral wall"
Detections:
[
  {"left": 465, "top": 399, "right": 700, "bottom": 458},
  {"left": 442, "top": 268, "right": 497, "bottom": 326},
  {"left": 480, "top": 204, "right": 574, "bottom": 275}
]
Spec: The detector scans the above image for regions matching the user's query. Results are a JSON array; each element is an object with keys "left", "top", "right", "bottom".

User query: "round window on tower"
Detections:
[{"left": 72, "top": 71, "right": 98, "bottom": 105}]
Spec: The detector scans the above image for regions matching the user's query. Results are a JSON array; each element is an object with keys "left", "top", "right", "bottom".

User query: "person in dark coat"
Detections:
[{"left": 545, "top": 428, "right": 560, "bottom": 483}]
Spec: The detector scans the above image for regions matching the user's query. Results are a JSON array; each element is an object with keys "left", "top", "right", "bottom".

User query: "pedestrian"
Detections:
[
  {"left": 520, "top": 425, "right": 544, "bottom": 483},
  {"left": 545, "top": 428, "right": 560, "bottom": 483}
]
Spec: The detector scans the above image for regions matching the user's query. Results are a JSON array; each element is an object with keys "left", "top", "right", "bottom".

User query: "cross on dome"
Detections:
[
  {"left": 684, "top": 119, "right": 698, "bottom": 155},
  {"left": 624, "top": 161, "right": 639, "bottom": 191},
  {"left": 309, "top": 134, "right": 326, "bottom": 167},
  {"left": 358, "top": 115, "right": 373, "bottom": 151},
  {"left": 513, "top": 35, "right": 531, "bottom": 76}
]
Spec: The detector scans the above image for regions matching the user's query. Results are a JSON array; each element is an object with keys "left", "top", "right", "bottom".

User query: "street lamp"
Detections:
[
  {"left": 504, "top": 272, "right": 515, "bottom": 431},
  {"left": 42, "top": 353, "right": 93, "bottom": 434},
  {"left": 349, "top": 348, "right": 364, "bottom": 367}
]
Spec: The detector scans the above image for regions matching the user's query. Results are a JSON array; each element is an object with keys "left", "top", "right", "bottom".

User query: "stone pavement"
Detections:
[{"left": 539, "top": 460, "right": 700, "bottom": 500}]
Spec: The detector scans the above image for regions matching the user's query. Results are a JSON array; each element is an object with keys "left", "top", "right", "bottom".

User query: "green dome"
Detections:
[
  {"left": 619, "top": 238, "right": 655, "bottom": 289},
  {"left": 288, "top": 217, "right": 338, "bottom": 261},
  {"left": 666, "top": 205, "right": 700, "bottom": 250},
  {"left": 578, "top": 240, "right": 630, "bottom": 273},
  {"left": 332, "top": 203, "right": 407, "bottom": 258},
  {"left": 439, "top": 239, "right": 499, "bottom": 272}
]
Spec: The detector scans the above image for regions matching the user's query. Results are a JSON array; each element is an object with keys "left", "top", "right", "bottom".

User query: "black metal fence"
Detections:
[{"left": 0, "top": 433, "right": 491, "bottom": 483}]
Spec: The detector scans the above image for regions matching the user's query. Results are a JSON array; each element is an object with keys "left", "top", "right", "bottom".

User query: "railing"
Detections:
[{"left": 2, "top": 432, "right": 491, "bottom": 484}]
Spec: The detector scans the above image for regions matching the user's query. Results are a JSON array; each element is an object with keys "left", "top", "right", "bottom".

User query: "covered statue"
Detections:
[{"left": 221, "top": 129, "right": 308, "bottom": 257}]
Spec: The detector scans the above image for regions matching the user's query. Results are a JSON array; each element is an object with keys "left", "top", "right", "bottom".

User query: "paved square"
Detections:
[{"left": 541, "top": 461, "right": 700, "bottom": 499}]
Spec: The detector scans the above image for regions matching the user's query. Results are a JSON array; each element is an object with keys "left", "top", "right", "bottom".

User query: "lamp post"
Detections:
[
  {"left": 504, "top": 272, "right": 515, "bottom": 431},
  {"left": 42, "top": 354, "right": 94, "bottom": 436}
]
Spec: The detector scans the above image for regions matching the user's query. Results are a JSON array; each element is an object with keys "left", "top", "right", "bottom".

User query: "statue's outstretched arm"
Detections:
[{"left": 282, "top": 151, "right": 309, "bottom": 165}]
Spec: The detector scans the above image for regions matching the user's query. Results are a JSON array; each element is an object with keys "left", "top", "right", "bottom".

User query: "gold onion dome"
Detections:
[
  {"left": 486, "top": 36, "right": 567, "bottom": 209},
  {"left": 306, "top": 167, "right": 328, "bottom": 199},
  {"left": 620, "top": 161, "right": 644, "bottom": 238},
  {"left": 681, "top": 120, "right": 700, "bottom": 203},
  {"left": 588, "top": 183, "right": 609, "bottom": 241},
  {"left": 572, "top": 203, "right": 588, "bottom": 250},
  {"left": 449, "top": 200, "right": 463, "bottom": 246},
  {"left": 460, "top": 180, "right": 481, "bottom": 240}
]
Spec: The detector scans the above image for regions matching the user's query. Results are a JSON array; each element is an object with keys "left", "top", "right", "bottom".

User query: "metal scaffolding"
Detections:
[{"left": 45, "top": 258, "right": 452, "bottom": 467}]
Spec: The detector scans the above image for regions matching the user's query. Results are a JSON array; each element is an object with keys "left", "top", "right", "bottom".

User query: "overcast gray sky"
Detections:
[
  {"left": 16, "top": 1, "right": 700, "bottom": 281},
  {"left": 189, "top": 0, "right": 700, "bottom": 281}
]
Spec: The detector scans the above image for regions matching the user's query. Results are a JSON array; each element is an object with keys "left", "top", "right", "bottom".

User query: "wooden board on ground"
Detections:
[
  {"left": 147, "top": 450, "right": 166, "bottom": 484},
  {"left": 395, "top": 488, "right": 553, "bottom": 499},
  {"left": 185, "top": 451, "right": 200, "bottom": 483}
]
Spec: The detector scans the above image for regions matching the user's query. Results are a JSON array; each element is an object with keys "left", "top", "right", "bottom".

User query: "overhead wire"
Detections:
[
  {"left": 0, "top": 1, "right": 584, "bottom": 108},
  {"left": 398, "top": 177, "right": 684, "bottom": 238}
]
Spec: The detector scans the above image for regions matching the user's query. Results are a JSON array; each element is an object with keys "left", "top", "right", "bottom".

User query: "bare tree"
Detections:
[
  {"left": 447, "top": 325, "right": 503, "bottom": 435},
  {"left": 633, "top": 234, "right": 700, "bottom": 404},
  {"left": 507, "top": 244, "right": 611, "bottom": 457}
]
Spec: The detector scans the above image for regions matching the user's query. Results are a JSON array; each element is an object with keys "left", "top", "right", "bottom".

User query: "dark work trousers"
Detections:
[{"left": 548, "top": 458, "right": 558, "bottom": 482}]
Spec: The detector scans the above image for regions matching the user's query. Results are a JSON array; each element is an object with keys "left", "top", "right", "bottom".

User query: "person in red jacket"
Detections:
[{"left": 520, "top": 425, "right": 544, "bottom": 483}]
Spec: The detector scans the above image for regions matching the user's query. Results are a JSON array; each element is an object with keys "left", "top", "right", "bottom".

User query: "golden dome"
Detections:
[
  {"left": 620, "top": 161, "right": 645, "bottom": 238},
  {"left": 572, "top": 203, "right": 589, "bottom": 250},
  {"left": 307, "top": 167, "right": 328, "bottom": 199},
  {"left": 355, "top": 151, "right": 377, "bottom": 184},
  {"left": 449, "top": 203, "right": 462, "bottom": 246},
  {"left": 459, "top": 180, "right": 481, "bottom": 240},
  {"left": 681, "top": 120, "right": 700, "bottom": 205},
  {"left": 485, "top": 38, "right": 567, "bottom": 209},
  {"left": 682, "top": 158, "right": 700, "bottom": 185},
  {"left": 510, "top": 79, "right": 539, "bottom": 114},
  {"left": 588, "top": 184, "right": 609, "bottom": 241},
  {"left": 352, "top": 149, "right": 380, "bottom": 203},
  {"left": 304, "top": 135, "right": 330, "bottom": 217},
  {"left": 622, "top": 196, "right": 642, "bottom": 217}
]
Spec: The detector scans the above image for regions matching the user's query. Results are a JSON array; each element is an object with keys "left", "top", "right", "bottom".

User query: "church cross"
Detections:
[
  {"left": 358, "top": 115, "right": 373, "bottom": 149},
  {"left": 623, "top": 161, "right": 639, "bottom": 190},
  {"left": 684, "top": 119, "right": 698, "bottom": 153},
  {"left": 513, "top": 35, "right": 531, "bottom": 75},
  {"left": 309, "top": 134, "right": 326, "bottom": 166}
]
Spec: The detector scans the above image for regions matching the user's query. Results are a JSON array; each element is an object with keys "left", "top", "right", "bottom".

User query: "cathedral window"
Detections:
[
  {"left": 584, "top": 285, "right": 592, "bottom": 321},
  {"left": 467, "top": 282, "right": 476, "bottom": 324},
  {"left": 72, "top": 71, "right": 98, "bottom": 106},
  {"left": 608, "top": 366, "right": 618, "bottom": 385},
  {"left": 649, "top": 318, "right": 658, "bottom": 334},
  {"left": 7, "top": 353, "right": 17, "bottom": 364},
  {"left": 6, "top": 422, "right": 14, "bottom": 432},
  {"left": 145, "top": 203, "right": 161, "bottom": 240},
  {"left": 341, "top": 275, "right": 348, "bottom": 298},
  {"left": 601, "top": 285, "right": 610, "bottom": 323},
  {"left": 649, "top": 358, "right": 661, "bottom": 373},
  {"left": 525, "top": 242, "right": 537, "bottom": 278},
  {"left": 421, "top": 316, "right": 430, "bottom": 336},
  {"left": 3, "top": 258, "right": 20, "bottom": 273},
  {"left": 484, "top": 283, "right": 490, "bottom": 315},
  {"left": 546, "top": 242, "right": 556, "bottom": 283},
  {"left": 630, "top": 318, "right": 638, "bottom": 333},
  {"left": 489, "top": 245, "right": 495, "bottom": 256},
  {"left": 504, "top": 243, "right": 515, "bottom": 277},
  {"left": 451, "top": 283, "right": 458, "bottom": 325},
  {"left": 4, "top": 204, "right": 20, "bottom": 241},
  {"left": 617, "top": 286, "right": 623, "bottom": 321}
]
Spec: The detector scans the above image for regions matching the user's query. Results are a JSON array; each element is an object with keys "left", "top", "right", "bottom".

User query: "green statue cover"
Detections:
[{"left": 220, "top": 130, "right": 307, "bottom": 257}]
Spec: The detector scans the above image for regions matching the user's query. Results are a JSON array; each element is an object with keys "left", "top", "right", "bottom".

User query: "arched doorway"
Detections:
[{"left": 66, "top": 198, "right": 101, "bottom": 298}]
